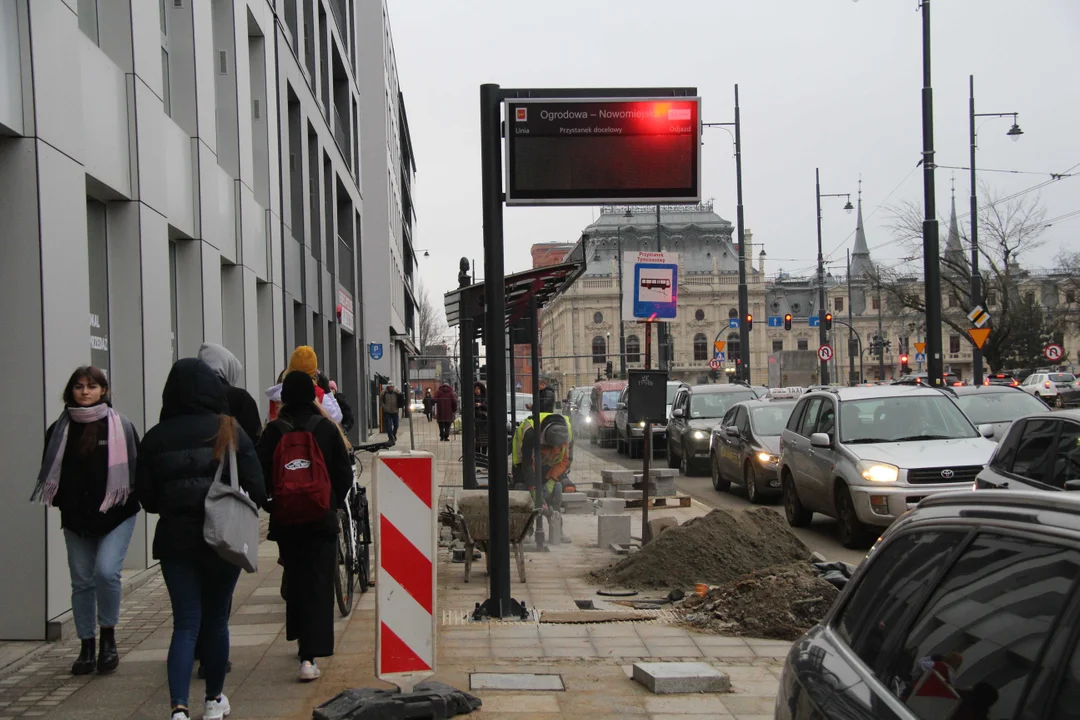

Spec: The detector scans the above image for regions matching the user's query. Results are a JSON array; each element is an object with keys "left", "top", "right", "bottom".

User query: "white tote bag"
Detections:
[{"left": 203, "top": 445, "right": 260, "bottom": 573}]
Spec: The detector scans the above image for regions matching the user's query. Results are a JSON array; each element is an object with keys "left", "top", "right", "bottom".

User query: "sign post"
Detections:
[
  {"left": 373, "top": 451, "right": 437, "bottom": 693},
  {"left": 629, "top": 370, "right": 667, "bottom": 544}
]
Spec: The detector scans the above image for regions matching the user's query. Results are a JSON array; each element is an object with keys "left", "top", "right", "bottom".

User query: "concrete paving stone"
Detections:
[
  {"left": 632, "top": 662, "right": 730, "bottom": 694},
  {"left": 592, "top": 645, "right": 649, "bottom": 659},
  {"left": 538, "top": 625, "right": 590, "bottom": 638},
  {"left": 598, "top": 514, "right": 632, "bottom": 547},
  {"left": 616, "top": 490, "right": 644, "bottom": 500},
  {"left": 691, "top": 634, "right": 750, "bottom": 647},
  {"left": 543, "top": 647, "right": 599, "bottom": 658},
  {"left": 717, "top": 694, "right": 777, "bottom": 716},
  {"left": 492, "top": 646, "right": 543, "bottom": 659},
  {"left": 490, "top": 626, "right": 541, "bottom": 639},
  {"left": 587, "top": 624, "right": 642, "bottom": 638},
  {"left": 698, "top": 645, "right": 757, "bottom": 659},
  {"left": 474, "top": 693, "right": 560, "bottom": 713},
  {"left": 557, "top": 694, "right": 648, "bottom": 715},
  {"left": 594, "top": 498, "right": 627, "bottom": 513},
  {"left": 470, "top": 672, "right": 565, "bottom": 691},
  {"left": 644, "top": 694, "right": 730, "bottom": 715},
  {"left": 229, "top": 613, "right": 287, "bottom": 626},
  {"left": 230, "top": 622, "right": 285, "bottom": 636},
  {"left": 636, "top": 626, "right": 692, "bottom": 639},
  {"left": 120, "top": 648, "right": 169, "bottom": 663},
  {"left": 228, "top": 634, "right": 278, "bottom": 647},
  {"left": 234, "top": 604, "right": 285, "bottom": 615}
]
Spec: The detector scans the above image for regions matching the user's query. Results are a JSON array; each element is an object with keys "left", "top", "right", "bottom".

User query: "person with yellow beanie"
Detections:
[{"left": 265, "top": 347, "right": 343, "bottom": 425}]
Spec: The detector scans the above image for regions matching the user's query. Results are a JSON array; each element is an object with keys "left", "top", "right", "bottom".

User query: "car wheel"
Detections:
[
  {"left": 835, "top": 482, "right": 873, "bottom": 549},
  {"left": 667, "top": 439, "right": 680, "bottom": 469},
  {"left": 782, "top": 471, "right": 812, "bottom": 527},
  {"left": 679, "top": 445, "right": 690, "bottom": 476},
  {"left": 711, "top": 453, "right": 731, "bottom": 491},
  {"left": 1056, "top": 395, "right": 1065, "bottom": 409},
  {"left": 744, "top": 462, "right": 763, "bottom": 504}
]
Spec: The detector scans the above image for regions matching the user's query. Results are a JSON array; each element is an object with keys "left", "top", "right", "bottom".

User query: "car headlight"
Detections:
[
  {"left": 756, "top": 451, "right": 778, "bottom": 465},
  {"left": 638, "top": 421, "right": 646, "bottom": 427},
  {"left": 860, "top": 462, "right": 899, "bottom": 483},
  {"left": 584, "top": 417, "right": 592, "bottom": 424},
  {"left": 693, "top": 431, "right": 707, "bottom": 440}
]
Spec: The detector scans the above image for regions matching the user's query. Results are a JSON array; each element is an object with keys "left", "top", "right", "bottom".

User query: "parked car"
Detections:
[
  {"left": 983, "top": 371, "right": 1019, "bottom": 387},
  {"left": 565, "top": 385, "right": 592, "bottom": 415},
  {"left": 568, "top": 391, "right": 592, "bottom": 435},
  {"left": 948, "top": 384, "right": 1049, "bottom": 441},
  {"left": 778, "top": 386, "right": 997, "bottom": 548},
  {"left": 588, "top": 380, "right": 626, "bottom": 447},
  {"left": 975, "top": 409, "right": 1080, "bottom": 492},
  {"left": 506, "top": 393, "right": 533, "bottom": 433},
  {"left": 1020, "top": 371, "right": 1080, "bottom": 407},
  {"left": 777, "top": 490, "right": 1080, "bottom": 719},
  {"left": 614, "top": 381, "right": 684, "bottom": 459},
  {"left": 894, "top": 372, "right": 963, "bottom": 387},
  {"left": 710, "top": 399, "right": 797, "bottom": 503},
  {"left": 667, "top": 384, "right": 758, "bottom": 476}
]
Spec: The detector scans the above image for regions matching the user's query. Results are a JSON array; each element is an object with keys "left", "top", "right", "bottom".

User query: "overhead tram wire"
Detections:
[{"left": 823, "top": 164, "right": 921, "bottom": 262}]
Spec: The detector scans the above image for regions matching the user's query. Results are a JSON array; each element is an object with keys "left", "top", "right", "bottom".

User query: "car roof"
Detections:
[
  {"left": 950, "top": 385, "right": 1026, "bottom": 395},
  {"left": 593, "top": 380, "right": 626, "bottom": 390},
  {"left": 901, "top": 490, "right": 1080, "bottom": 539},
  {"left": 687, "top": 384, "right": 759, "bottom": 394},
  {"left": 735, "top": 398, "right": 797, "bottom": 409},
  {"left": 802, "top": 385, "right": 946, "bottom": 401}
]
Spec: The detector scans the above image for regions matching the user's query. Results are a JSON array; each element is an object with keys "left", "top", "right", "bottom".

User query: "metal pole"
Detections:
[
  {"left": 478, "top": 83, "right": 518, "bottom": 619},
  {"left": 458, "top": 260, "right": 477, "bottom": 490},
  {"left": 617, "top": 233, "right": 626, "bottom": 379},
  {"left": 847, "top": 250, "right": 856, "bottom": 386},
  {"left": 654, "top": 205, "right": 667, "bottom": 371},
  {"left": 921, "top": 0, "right": 944, "bottom": 387},
  {"left": 969, "top": 74, "right": 984, "bottom": 384},
  {"left": 815, "top": 168, "right": 829, "bottom": 385},
  {"left": 405, "top": 353, "right": 415, "bottom": 450},
  {"left": 509, "top": 332, "right": 517, "bottom": 428},
  {"left": 734, "top": 84, "right": 751, "bottom": 384},
  {"left": 642, "top": 322, "right": 652, "bottom": 544},
  {"left": 878, "top": 280, "right": 886, "bottom": 381},
  {"left": 530, "top": 296, "right": 545, "bottom": 550}
]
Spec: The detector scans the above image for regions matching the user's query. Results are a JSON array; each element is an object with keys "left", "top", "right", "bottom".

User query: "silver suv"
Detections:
[{"left": 778, "top": 385, "right": 997, "bottom": 548}]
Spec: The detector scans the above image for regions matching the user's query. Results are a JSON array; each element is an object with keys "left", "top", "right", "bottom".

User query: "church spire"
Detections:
[
  {"left": 944, "top": 175, "right": 968, "bottom": 272},
  {"left": 850, "top": 176, "right": 873, "bottom": 279}
]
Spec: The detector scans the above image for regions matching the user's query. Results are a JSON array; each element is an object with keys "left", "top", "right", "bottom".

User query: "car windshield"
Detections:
[
  {"left": 954, "top": 391, "right": 1047, "bottom": 425},
  {"left": 600, "top": 390, "right": 621, "bottom": 410},
  {"left": 1050, "top": 373, "right": 1075, "bottom": 383},
  {"left": 578, "top": 396, "right": 591, "bottom": 411},
  {"left": 839, "top": 395, "right": 978, "bottom": 443},
  {"left": 667, "top": 385, "right": 681, "bottom": 404},
  {"left": 689, "top": 391, "right": 756, "bottom": 419},
  {"left": 750, "top": 405, "right": 794, "bottom": 436}
]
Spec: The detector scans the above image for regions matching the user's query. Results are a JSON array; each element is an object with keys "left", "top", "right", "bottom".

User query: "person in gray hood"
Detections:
[{"left": 197, "top": 343, "right": 263, "bottom": 445}]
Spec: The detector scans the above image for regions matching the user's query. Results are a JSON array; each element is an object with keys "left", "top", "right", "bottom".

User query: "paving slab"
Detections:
[
  {"left": 632, "top": 662, "right": 731, "bottom": 694},
  {"left": 470, "top": 672, "right": 565, "bottom": 691}
]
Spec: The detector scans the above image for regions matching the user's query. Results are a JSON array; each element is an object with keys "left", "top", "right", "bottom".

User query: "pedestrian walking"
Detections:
[
  {"left": 380, "top": 382, "right": 403, "bottom": 443},
  {"left": 136, "top": 359, "right": 266, "bottom": 720},
  {"left": 32, "top": 366, "right": 140, "bottom": 676},
  {"left": 536, "top": 379, "right": 556, "bottom": 413},
  {"left": 198, "top": 342, "right": 262, "bottom": 445},
  {"left": 422, "top": 389, "right": 434, "bottom": 422},
  {"left": 328, "top": 379, "right": 355, "bottom": 432},
  {"left": 266, "top": 347, "right": 343, "bottom": 424},
  {"left": 433, "top": 382, "right": 459, "bottom": 441},
  {"left": 257, "top": 371, "right": 353, "bottom": 682}
]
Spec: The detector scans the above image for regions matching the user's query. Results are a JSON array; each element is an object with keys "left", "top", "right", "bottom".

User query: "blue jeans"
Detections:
[
  {"left": 385, "top": 411, "right": 399, "bottom": 440},
  {"left": 63, "top": 514, "right": 137, "bottom": 640},
  {"left": 161, "top": 553, "right": 240, "bottom": 708}
]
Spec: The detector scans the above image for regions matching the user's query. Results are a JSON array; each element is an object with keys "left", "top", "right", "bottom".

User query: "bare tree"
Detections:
[
  {"left": 873, "top": 185, "right": 1056, "bottom": 371},
  {"left": 416, "top": 279, "right": 446, "bottom": 354}
]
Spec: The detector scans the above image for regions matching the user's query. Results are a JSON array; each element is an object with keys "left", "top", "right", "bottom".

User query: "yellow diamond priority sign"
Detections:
[{"left": 967, "top": 306, "right": 990, "bottom": 329}]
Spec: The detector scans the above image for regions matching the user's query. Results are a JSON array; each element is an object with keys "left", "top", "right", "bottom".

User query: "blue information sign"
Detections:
[
  {"left": 767, "top": 316, "right": 784, "bottom": 328},
  {"left": 915, "top": 353, "right": 926, "bottom": 363},
  {"left": 728, "top": 318, "right": 740, "bottom": 329},
  {"left": 808, "top": 316, "right": 821, "bottom": 328},
  {"left": 369, "top": 343, "right": 383, "bottom": 360},
  {"left": 632, "top": 262, "right": 679, "bottom": 319}
]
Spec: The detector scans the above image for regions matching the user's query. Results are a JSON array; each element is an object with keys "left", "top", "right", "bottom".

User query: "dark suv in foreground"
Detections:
[{"left": 778, "top": 491, "right": 1080, "bottom": 719}]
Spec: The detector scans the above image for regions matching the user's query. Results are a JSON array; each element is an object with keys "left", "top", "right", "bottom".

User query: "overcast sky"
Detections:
[{"left": 390, "top": 0, "right": 1080, "bottom": 303}]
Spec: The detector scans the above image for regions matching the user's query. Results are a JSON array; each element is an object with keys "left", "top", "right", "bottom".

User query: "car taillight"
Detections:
[
  {"left": 1012, "top": 381, "right": 1019, "bottom": 387},
  {"left": 1045, "top": 381, "right": 1052, "bottom": 389},
  {"left": 983, "top": 379, "right": 990, "bottom": 385}
]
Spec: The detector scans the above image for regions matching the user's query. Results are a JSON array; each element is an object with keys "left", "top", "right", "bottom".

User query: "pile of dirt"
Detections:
[
  {"left": 678, "top": 563, "right": 839, "bottom": 641},
  {"left": 591, "top": 507, "right": 810, "bottom": 590}
]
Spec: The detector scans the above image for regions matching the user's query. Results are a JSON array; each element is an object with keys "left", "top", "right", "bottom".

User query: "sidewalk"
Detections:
[{"left": 0, "top": 418, "right": 785, "bottom": 720}]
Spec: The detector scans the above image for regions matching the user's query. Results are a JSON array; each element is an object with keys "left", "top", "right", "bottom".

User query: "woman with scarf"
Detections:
[{"left": 33, "top": 366, "right": 140, "bottom": 676}]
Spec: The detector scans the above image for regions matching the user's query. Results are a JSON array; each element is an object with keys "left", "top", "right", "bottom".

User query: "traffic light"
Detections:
[
  {"left": 745, "top": 314, "right": 753, "bottom": 331},
  {"left": 900, "top": 354, "right": 910, "bottom": 374},
  {"left": 784, "top": 313, "right": 792, "bottom": 331},
  {"left": 824, "top": 313, "right": 833, "bottom": 331},
  {"left": 605, "top": 361, "right": 613, "bottom": 379}
]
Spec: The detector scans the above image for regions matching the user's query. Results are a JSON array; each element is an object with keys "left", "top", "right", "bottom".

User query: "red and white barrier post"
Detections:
[{"left": 373, "top": 451, "right": 437, "bottom": 693}]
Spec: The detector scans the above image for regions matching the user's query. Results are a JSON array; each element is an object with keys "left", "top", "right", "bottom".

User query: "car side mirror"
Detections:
[
  {"left": 978, "top": 424, "right": 995, "bottom": 439},
  {"left": 672, "top": 409, "right": 684, "bottom": 418},
  {"left": 725, "top": 426, "right": 740, "bottom": 437},
  {"left": 810, "top": 432, "right": 832, "bottom": 448}
]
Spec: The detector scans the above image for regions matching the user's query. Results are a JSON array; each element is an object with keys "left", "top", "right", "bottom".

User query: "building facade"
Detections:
[
  {"left": 357, "top": 0, "right": 419, "bottom": 393},
  {"left": 0, "top": 0, "right": 409, "bottom": 640}
]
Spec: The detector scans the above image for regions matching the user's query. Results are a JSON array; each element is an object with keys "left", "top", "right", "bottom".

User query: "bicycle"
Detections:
[{"left": 334, "top": 439, "right": 394, "bottom": 617}]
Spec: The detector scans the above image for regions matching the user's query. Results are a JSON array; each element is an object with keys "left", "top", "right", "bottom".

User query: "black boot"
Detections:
[
  {"left": 71, "top": 638, "right": 96, "bottom": 675},
  {"left": 97, "top": 627, "right": 119, "bottom": 674}
]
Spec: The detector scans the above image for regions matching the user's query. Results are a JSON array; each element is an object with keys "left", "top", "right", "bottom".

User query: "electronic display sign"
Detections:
[{"left": 505, "top": 97, "right": 701, "bottom": 206}]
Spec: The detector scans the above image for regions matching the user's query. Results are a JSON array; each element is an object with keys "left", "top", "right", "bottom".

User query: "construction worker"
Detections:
[{"left": 512, "top": 413, "right": 575, "bottom": 511}]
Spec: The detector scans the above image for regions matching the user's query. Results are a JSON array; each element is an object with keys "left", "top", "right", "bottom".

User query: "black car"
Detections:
[
  {"left": 666, "top": 384, "right": 758, "bottom": 476},
  {"left": 709, "top": 399, "right": 796, "bottom": 503},
  {"left": 983, "top": 372, "right": 1019, "bottom": 387},
  {"left": 778, "top": 490, "right": 1080, "bottom": 719},
  {"left": 894, "top": 372, "right": 963, "bottom": 387},
  {"left": 974, "top": 409, "right": 1080, "bottom": 492}
]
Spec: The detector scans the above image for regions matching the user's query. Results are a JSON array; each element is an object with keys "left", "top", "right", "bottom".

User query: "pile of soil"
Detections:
[
  {"left": 592, "top": 507, "right": 810, "bottom": 590},
  {"left": 678, "top": 563, "right": 839, "bottom": 641}
]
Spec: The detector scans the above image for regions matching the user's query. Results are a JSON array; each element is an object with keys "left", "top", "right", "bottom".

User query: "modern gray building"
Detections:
[{"left": 0, "top": 0, "right": 414, "bottom": 640}]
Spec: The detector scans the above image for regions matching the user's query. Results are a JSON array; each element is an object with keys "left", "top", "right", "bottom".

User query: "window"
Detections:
[
  {"left": 797, "top": 338, "right": 809, "bottom": 351},
  {"left": 168, "top": 240, "right": 179, "bottom": 363},
  {"left": 872, "top": 295, "right": 881, "bottom": 311},
  {"left": 797, "top": 398, "right": 824, "bottom": 437},
  {"left": 735, "top": 407, "right": 751, "bottom": 436},
  {"left": 837, "top": 396, "right": 978, "bottom": 444},
  {"left": 881, "top": 533, "right": 1080, "bottom": 719},
  {"left": 834, "top": 296, "right": 844, "bottom": 312},
  {"left": 693, "top": 333, "right": 708, "bottom": 362},
  {"left": 728, "top": 308, "right": 738, "bottom": 318},
  {"left": 1068, "top": 291, "right": 1077, "bottom": 304},
  {"left": 786, "top": 400, "right": 807, "bottom": 432},
  {"left": 78, "top": 0, "right": 99, "bottom": 44},
  {"left": 593, "top": 311, "right": 604, "bottom": 324},
  {"left": 1011, "top": 418, "right": 1058, "bottom": 482},
  {"left": 1025, "top": 291, "right": 1035, "bottom": 304},
  {"left": 949, "top": 334, "right": 961, "bottom": 354},
  {"left": 591, "top": 336, "right": 606, "bottom": 365},
  {"left": 835, "top": 530, "right": 966, "bottom": 676},
  {"left": 772, "top": 340, "right": 784, "bottom": 353},
  {"left": 695, "top": 309, "right": 705, "bottom": 322},
  {"left": 815, "top": 400, "right": 836, "bottom": 436},
  {"left": 161, "top": 49, "right": 171, "bottom": 117},
  {"left": 727, "top": 333, "right": 740, "bottom": 364},
  {"left": 626, "top": 335, "right": 641, "bottom": 364},
  {"left": 1051, "top": 421, "right": 1080, "bottom": 489}
]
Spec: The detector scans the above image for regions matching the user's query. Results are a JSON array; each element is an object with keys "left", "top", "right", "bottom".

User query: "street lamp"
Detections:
[
  {"left": 968, "top": 73, "right": 1023, "bottom": 385},
  {"left": 701, "top": 84, "right": 750, "bottom": 383},
  {"left": 815, "top": 168, "right": 852, "bottom": 386}
]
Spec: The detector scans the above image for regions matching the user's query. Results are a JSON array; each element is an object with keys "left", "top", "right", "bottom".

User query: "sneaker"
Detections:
[
  {"left": 299, "top": 660, "right": 321, "bottom": 682},
  {"left": 169, "top": 710, "right": 189, "bottom": 720},
  {"left": 203, "top": 694, "right": 231, "bottom": 720}
]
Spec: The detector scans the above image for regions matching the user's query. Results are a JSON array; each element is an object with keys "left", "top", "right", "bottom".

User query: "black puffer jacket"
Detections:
[{"left": 136, "top": 358, "right": 266, "bottom": 561}]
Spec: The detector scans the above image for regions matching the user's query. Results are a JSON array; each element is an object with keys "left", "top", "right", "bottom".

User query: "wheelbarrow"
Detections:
[{"left": 453, "top": 490, "right": 538, "bottom": 583}]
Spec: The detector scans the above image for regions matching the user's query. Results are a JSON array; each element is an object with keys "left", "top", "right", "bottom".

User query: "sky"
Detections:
[{"left": 389, "top": 0, "right": 1080, "bottom": 303}]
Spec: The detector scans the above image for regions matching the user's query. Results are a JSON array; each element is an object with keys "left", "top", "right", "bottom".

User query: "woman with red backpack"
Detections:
[{"left": 256, "top": 371, "right": 352, "bottom": 682}]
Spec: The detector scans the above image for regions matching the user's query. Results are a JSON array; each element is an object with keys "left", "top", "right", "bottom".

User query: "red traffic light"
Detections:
[
  {"left": 745, "top": 314, "right": 753, "bottom": 331},
  {"left": 824, "top": 312, "right": 834, "bottom": 330},
  {"left": 900, "top": 354, "right": 909, "bottom": 364},
  {"left": 783, "top": 313, "right": 793, "bottom": 331}
]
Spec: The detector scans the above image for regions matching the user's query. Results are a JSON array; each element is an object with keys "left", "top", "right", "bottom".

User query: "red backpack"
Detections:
[{"left": 270, "top": 417, "right": 332, "bottom": 525}]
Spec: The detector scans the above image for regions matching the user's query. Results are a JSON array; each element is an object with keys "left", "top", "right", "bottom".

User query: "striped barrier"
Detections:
[{"left": 373, "top": 451, "right": 437, "bottom": 693}]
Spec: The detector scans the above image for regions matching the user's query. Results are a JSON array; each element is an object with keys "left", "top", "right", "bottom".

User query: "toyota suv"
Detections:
[{"left": 778, "top": 386, "right": 997, "bottom": 548}]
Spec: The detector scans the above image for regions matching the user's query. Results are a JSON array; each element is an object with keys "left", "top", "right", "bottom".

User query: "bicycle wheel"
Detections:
[
  {"left": 333, "top": 510, "right": 356, "bottom": 617},
  {"left": 356, "top": 492, "right": 373, "bottom": 593}
]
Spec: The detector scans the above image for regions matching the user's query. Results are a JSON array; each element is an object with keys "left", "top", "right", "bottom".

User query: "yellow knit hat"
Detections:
[{"left": 287, "top": 346, "right": 319, "bottom": 379}]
